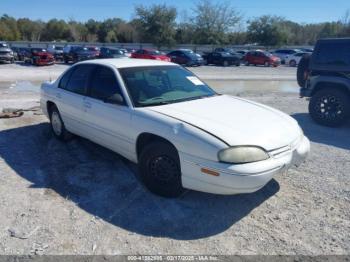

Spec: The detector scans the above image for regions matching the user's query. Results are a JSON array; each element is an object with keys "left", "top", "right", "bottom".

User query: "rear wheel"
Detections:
[
  {"left": 297, "top": 54, "right": 311, "bottom": 88},
  {"left": 245, "top": 61, "right": 249, "bottom": 66},
  {"left": 289, "top": 60, "right": 297, "bottom": 67},
  {"left": 223, "top": 60, "right": 229, "bottom": 67},
  {"left": 309, "top": 88, "right": 350, "bottom": 127},
  {"left": 139, "top": 141, "right": 185, "bottom": 198}
]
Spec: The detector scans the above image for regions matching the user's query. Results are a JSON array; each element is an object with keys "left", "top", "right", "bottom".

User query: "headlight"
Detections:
[{"left": 218, "top": 146, "right": 269, "bottom": 164}]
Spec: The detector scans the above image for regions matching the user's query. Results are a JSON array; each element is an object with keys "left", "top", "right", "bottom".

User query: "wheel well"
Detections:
[
  {"left": 136, "top": 133, "right": 177, "bottom": 159},
  {"left": 312, "top": 82, "right": 350, "bottom": 97},
  {"left": 46, "top": 101, "right": 56, "bottom": 115}
]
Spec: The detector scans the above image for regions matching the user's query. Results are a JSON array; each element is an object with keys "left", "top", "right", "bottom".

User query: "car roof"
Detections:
[{"left": 78, "top": 58, "right": 175, "bottom": 68}]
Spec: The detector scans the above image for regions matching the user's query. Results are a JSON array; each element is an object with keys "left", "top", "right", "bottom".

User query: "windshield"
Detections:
[
  {"left": 32, "top": 48, "right": 46, "bottom": 52},
  {"left": 110, "top": 49, "right": 123, "bottom": 55},
  {"left": 148, "top": 50, "right": 161, "bottom": 55},
  {"left": 119, "top": 66, "right": 217, "bottom": 107}
]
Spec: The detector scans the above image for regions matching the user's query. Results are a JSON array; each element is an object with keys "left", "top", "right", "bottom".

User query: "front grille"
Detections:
[{"left": 268, "top": 135, "right": 303, "bottom": 158}]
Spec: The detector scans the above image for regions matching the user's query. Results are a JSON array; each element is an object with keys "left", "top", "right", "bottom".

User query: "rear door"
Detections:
[
  {"left": 83, "top": 65, "right": 134, "bottom": 158},
  {"left": 55, "top": 64, "right": 94, "bottom": 135}
]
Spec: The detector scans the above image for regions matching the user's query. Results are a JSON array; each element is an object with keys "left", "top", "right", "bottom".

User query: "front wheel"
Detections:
[
  {"left": 139, "top": 141, "right": 185, "bottom": 198},
  {"left": 289, "top": 60, "right": 296, "bottom": 67},
  {"left": 223, "top": 60, "right": 229, "bottom": 67},
  {"left": 309, "top": 89, "right": 350, "bottom": 127},
  {"left": 264, "top": 61, "right": 270, "bottom": 67},
  {"left": 49, "top": 105, "right": 73, "bottom": 140}
]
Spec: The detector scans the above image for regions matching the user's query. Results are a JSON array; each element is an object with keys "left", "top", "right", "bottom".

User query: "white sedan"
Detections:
[
  {"left": 40, "top": 59, "right": 310, "bottom": 197},
  {"left": 285, "top": 52, "right": 310, "bottom": 67}
]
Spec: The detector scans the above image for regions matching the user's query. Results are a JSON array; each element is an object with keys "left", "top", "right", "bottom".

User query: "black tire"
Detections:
[
  {"left": 49, "top": 105, "right": 73, "bottom": 140},
  {"left": 309, "top": 88, "right": 350, "bottom": 127},
  {"left": 245, "top": 61, "right": 249, "bottom": 66},
  {"left": 236, "top": 61, "right": 240, "bottom": 66},
  {"left": 139, "top": 141, "right": 185, "bottom": 198},
  {"left": 264, "top": 61, "right": 270, "bottom": 67},
  {"left": 289, "top": 60, "right": 297, "bottom": 67},
  {"left": 297, "top": 54, "right": 311, "bottom": 88},
  {"left": 223, "top": 60, "right": 229, "bottom": 67}
]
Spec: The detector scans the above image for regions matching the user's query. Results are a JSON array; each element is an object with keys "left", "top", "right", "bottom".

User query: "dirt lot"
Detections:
[{"left": 0, "top": 64, "right": 349, "bottom": 255}]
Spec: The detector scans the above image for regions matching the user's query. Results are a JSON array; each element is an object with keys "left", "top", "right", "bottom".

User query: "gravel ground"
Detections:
[{"left": 0, "top": 65, "right": 349, "bottom": 255}]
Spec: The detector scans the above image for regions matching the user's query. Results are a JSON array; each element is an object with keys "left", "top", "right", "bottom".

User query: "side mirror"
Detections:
[{"left": 104, "top": 94, "right": 124, "bottom": 105}]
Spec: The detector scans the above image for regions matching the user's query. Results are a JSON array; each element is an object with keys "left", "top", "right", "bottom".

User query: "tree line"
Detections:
[{"left": 0, "top": 0, "right": 349, "bottom": 47}]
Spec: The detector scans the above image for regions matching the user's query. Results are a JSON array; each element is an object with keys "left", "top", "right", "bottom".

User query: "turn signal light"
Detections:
[{"left": 201, "top": 168, "right": 220, "bottom": 177}]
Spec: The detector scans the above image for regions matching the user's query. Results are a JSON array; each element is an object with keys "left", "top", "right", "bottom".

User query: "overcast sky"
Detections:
[{"left": 0, "top": 0, "right": 349, "bottom": 23}]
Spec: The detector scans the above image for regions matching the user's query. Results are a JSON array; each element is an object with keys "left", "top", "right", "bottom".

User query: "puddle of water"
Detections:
[
  {"left": 0, "top": 81, "right": 44, "bottom": 93},
  {"left": 205, "top": 79, "right": 299, "bottom": 94}
]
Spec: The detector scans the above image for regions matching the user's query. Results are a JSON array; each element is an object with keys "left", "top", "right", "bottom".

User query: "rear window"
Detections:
[{"left": 314, "top": 42, "right": 350, "bottom": 66}]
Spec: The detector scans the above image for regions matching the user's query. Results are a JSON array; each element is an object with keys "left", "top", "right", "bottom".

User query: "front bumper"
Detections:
[
  {"left": 0, "top": 56, "right": 13, "bottom": 62},
  {"left": 300, "top": 87, "right": 312, "bottom": 98},
  {"left": 180, "top": 135, "right": 310, "bottom": 195},
  {"left": 35, "top": 59, "right": 55, "bottom": 65}
]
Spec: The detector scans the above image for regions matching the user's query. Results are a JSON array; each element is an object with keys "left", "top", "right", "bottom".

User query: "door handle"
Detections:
[
  {"left": 84, "top": 101, "right": 92, "bottom": 109},
  {"left": 55, "top": 93, "right": 61, "bottom": 99}
]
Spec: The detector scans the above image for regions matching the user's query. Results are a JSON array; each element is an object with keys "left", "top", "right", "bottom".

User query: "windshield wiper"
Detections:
[{"left": 138, "top": 101, "right": 170, "bottom": 107}]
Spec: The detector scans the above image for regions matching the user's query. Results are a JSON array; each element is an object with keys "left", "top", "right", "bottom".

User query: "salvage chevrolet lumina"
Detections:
[{"left": 40, "top": 59, "right": 310, "bottom": 197}]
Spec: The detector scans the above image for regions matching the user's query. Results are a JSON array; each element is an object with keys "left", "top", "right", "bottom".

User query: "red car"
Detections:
[
  {"left": 244, "top": 50, "right": 280, "bottom": 67},
  {"left": 24, "top": 48, "right": 55, "bottom": 66},
  {"left": 131, "top": 49, "right": 170, "bottom": 62}
]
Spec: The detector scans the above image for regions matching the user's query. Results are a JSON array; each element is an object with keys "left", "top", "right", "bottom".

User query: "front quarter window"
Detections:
[{"left": 119, "top": 66, "right": 217, "bottom": 107}]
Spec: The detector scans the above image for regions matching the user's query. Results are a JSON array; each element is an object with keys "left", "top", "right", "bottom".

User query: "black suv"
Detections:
[{"left": 298, "top": 38, "right": 350, "bottom": 127}]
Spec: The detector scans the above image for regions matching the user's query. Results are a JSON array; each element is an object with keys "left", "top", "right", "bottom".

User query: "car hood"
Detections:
[
  {"left": 148, "top": 95, "right": 301, "bottom": 151},
  {"left": 0, "top": 48, "right": 12, "bottom": 53}
]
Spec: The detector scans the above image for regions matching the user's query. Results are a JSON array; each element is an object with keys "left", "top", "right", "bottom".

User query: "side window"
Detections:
[
  {"left": 59, "top": 68, "right": 74, "bottom": 89},
  {"left": 64, "top": 65, "right": 94, "bottom": 95},
  {"left": 89, "top": 66, "right": 124, "bottom": 103},
  {"left": 314, "top": 42, "right": 350, "bottom": 66}
]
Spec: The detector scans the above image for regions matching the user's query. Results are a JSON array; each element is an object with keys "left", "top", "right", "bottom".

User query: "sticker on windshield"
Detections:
[{"left": 187, "top": 76, "right": 205, "bottom": 85}]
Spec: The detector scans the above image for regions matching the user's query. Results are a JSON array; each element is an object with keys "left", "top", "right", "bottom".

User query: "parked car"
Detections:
[
  {"left": 0, "top": 42, "right": 15, "bottom": 63},
  {"left": 285, "top": 52, "right": 310, "bottom": 67},
  {"left": 214, "top": 47, "right": 245, "bottom": 61},
  {"left": 131, "top": 49, "right": 170, "bottom": 62},
  {"left": 298, "top": 38, "right": 350, "bottom": 127},
  {"left": 85, "top": 46, "right": 100, "bottom": 58},
  {"left": 244, "top": 51, "right": 280, "bottom": 67},
  {"left": 40, "top": 59, "right": 309, "bottom": 197},
  {"left": 48, "top": 45, "right": 64, "bottom": 61},
  {"left": 14, "top": 47, "right": 31, "bottom": 61},
  {"left": 24, "top": 48, "right": 55, "bottom": 66},
  {"left": 272, "top": 49, "right": 300, "bottom": 64},
  {"left": 63, "top": 46, "right": 96, "bottom": 64},
  {"left": 202, "top": 52, "right": 240, "bottom": 66},
  {"left": 167, "top": 49, "right": 204, "bottom": 66},
  {"left": 99, "top": 47, "right": 128, "bottom": 59}
]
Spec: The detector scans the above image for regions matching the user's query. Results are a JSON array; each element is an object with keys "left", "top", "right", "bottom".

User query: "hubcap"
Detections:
[
  {"left": 315, "top": 95, "right": 343, "bottom": 121},
  {"left": 51, "top": 111, "right": 62, "bottom": 136},
  {"left": 149, "top": 155, "right": 178, "bottom": 182}
]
